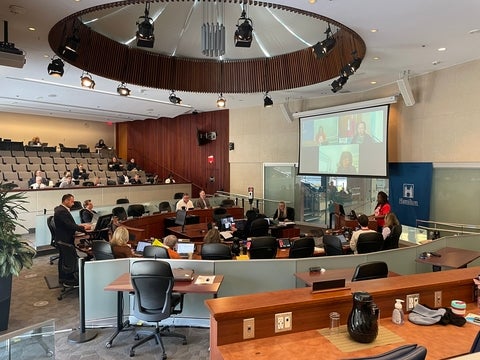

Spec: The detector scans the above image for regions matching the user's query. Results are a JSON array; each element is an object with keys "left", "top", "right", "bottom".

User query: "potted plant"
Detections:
[{"left": 0, "top": 182, "right": 36, "bottom": 331}]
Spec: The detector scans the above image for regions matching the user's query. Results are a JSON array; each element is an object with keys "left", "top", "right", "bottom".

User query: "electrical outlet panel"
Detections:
[
  {"left": 406, "top": 293, "right": 420, "bottom": 311},
  {"left": 434, "top": 291, "right": 442, "bottom": 307},
  {"left": 275, "top": 312, "right": 292, "bottom": 333},
  {"left": 243, "top": 318, "right": 255, "bottom": 339}
]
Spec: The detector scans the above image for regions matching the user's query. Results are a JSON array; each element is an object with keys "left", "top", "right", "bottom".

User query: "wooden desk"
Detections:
[
  {"left": 104, "top": 271, "right": 224, "bottom": 347},
  {"left": 294, "top": 268, "right": 400, "bottom": 286},
  {"left": 270, "top": 226, "right": 301, "bottom": 239},
  {"left": 167, "top": 223, "right": 209, "bottom": 242},
  {"left": 415, "top": 247, "right": 480, "bottom": 271}
]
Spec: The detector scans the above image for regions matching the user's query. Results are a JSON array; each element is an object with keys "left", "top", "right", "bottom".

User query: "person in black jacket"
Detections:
[{"left": 54, "top": 194, "right": 91, "bottom": 245}]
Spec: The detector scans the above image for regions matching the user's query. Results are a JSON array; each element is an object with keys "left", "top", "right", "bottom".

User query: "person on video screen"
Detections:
[
  {"left": 351, "top": 121, "right": 374, "bottom": 144},
  {"left": 336, "top": 151, "right": 357, "bottom": 174}
]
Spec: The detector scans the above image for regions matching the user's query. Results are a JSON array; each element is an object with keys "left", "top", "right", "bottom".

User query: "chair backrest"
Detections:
[
  {"left": 57, "top": 241, "right": 79, "bottom": 282},
  {"left": 127, "top": 204, "right": 145, "bottom": 217},
  {"left": 201, "top": 243, "right": 232, "bottom": 260},
  {"left": 288, "top": 237, "right": 315, "bottom": 258},
  {"left": 249, "top": 236, "right": 277, "bottom": 259},
  {"left": 130, "top": 260, "right": 174, "bottom": 322},
  {"left": 344, "top": 344, "right": 427, "bottom": 360},
  {"left": 143, "top": 245, "right": 170, "bottom": 259},
  {"left": 47, "top": 215, "right": 56, "bottom": 247},
  {"left": 79, "top": 208, "right": 92, "bottom": 223},
  {"left": 70, "top": 201, "right": 83, "bottom": 211},
  {"left": 382, "top": 225, "right": 402, "bottom": 250},
  {"left": 286, "top": 206, "right": 295, "bottom": 220},
  {"left": 249, "top": 218, "right": 270, "bottom": 237},
  {"left": 322, "top": 235, "right": 344, "bottom": 256},
  {"left": 116, "top": 198, "right": 129, "bottom": 204},
  {"left": 357, "top": 232, "right": 384, "bottom": 254},
  {"left": 112, "top": 206, "right": 127, "bottom": 221},
  {"left": 173, "top": 192, "right": 183, "bottom": 199},
  {"left": 92, "top": 240, "right": 115, "bottom": 260},
  {"left": 220, "top": 198, "right": 235, "bottom": 208},
  {"left": 158, "top": 201, "right": 172, "bottom": 213},
  {"left": 351, "top": 261, "right": 389, "bottom": 282}
]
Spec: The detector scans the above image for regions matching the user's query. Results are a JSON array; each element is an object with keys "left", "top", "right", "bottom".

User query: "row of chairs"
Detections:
[
  {"left": 0, "top": 150, "right": 106, "bottom": 159},
  {"left": 1, "top": 155, "right": 115, "bottom": 166}
]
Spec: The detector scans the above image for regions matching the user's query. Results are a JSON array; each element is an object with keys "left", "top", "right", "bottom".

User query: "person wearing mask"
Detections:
[
  {"left": 162, "top": 235, "right": 181, "bottom": 259},
  {"left": 176, "top": 193, "right": 194, "bottom": 210},
  {"left": 194, "top": 190, "right": 211, "bottom": 209},
  {"left": 349, "top": 214, "right": 377, "bottom": 254},
  {"left": 372, "top": 191, "right": 391, "bottom": 231},
  {"left": 54, "top": 194, "right": 90, "bottom": 245},
  {"left": 110, "top": 226, "right": 134, "bottom": 258}
]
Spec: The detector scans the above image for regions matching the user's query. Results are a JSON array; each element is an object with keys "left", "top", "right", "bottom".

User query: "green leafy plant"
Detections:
[{"left": 0, "top": 183, "right": 36, "bottom": 277}]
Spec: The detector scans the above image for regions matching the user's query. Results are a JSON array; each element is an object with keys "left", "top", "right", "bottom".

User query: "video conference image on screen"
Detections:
[{"left": 298, "top": 104, "right": 389, "bottom": 177}]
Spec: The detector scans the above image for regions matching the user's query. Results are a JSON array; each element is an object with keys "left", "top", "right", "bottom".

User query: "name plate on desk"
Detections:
[{"left": 312, "top": 279, "right": 347, "bottom": 293}]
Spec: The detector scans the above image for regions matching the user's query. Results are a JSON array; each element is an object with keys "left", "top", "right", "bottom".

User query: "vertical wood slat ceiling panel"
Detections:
[{"left": 49, "top": 5, "right": 366, "bottom": 94}]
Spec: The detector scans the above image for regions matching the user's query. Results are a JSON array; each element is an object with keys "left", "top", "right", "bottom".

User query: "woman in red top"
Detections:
[{"left": 372, "top": 191, "right": 391, "bottom": 231}]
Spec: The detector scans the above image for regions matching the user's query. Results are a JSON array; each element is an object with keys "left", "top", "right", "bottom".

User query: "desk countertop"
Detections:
[{"left": 415, "top": 247, "right": 480, "bottom": 269}]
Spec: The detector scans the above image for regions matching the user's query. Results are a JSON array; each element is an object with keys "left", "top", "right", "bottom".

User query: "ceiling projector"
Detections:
[{"left": 0, "top": 20, "right": 26, "bottom": 69}]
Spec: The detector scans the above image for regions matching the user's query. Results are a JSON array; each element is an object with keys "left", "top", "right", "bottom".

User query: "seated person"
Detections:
[
  {"left": 130, "top": 173, "right": 142, "bottom": 185},
  {"left": 95, "top": 139, "right": 108, "bottom": 150},
  {"left": 117, "top": 169, "right": 130, "bottom": 185},
  {"left": 273, "top": 201, "right": 294, "bottom": 222},
  {"left": 203, "top": 228, "right": 222, "bottom": 244},
  {"left": 59, "top": 174, "right": 75, "bottom": 188},
  {"left": 126, "top": 158, "right": 139, "bottom": 171},
  {"left": 110, "top": 226, "right": 134, "bottom": 258},
  {"left": 30, "top": 176, "right": 47, "bottom": 189},
  {"left": 230, "top": 209, "right": 259, "bottom": 240},
  {"left": 194, "top": 190, "right": 211, "bottom": 209},
  {"left": 28, "top": 170, "right": 48, "bottom": 187},
  {"left": 81, "top": 199, "right": 97, "bottom": 223},
  {"left": 108, "top": 156, "right": 123, "bottom": 171},
  {"left": 176, "top": 193, "right": 194, "bottom": 210},
  {"left": 73, "top": 163, "right": 89, "bottom": 180},
  {"left": 349, "top": 214, "right": 377, "bottom": 254},
  {"left": 164, "top": 173, "right": 175, "bottom": 184},
  {"left": 29, "top": 136, "right": 42, "bottom": 146},
  {"left": 162, "top": 235, "right": 181, "bottom": 259}
]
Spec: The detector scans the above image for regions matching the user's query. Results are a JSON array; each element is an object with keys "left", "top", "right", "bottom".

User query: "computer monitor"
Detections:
[
  {"left": 175, "top": 209, "right": 187, "bottom": 232},
  {"left": 219, "top": 216, "right": 234, "bottom": 231}
]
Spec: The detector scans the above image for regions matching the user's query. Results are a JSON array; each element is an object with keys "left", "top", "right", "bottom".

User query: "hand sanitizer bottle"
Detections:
[{"left": 392, "top": 299, "right": 404, "bottom": 325}]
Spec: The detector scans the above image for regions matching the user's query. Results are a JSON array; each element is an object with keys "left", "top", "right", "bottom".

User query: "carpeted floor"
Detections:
[{"left": 2, "top": 252, "right": 210, "bottom": 359}]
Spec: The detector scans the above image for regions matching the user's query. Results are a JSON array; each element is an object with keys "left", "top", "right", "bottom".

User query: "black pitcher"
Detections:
[{"left": 347, "top": 291, "right": 379, "bottom": 343}]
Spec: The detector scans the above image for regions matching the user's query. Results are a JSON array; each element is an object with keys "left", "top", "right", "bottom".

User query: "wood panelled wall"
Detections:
[{"left": 116, "top": 110, "right": 230, "bottom": 197}]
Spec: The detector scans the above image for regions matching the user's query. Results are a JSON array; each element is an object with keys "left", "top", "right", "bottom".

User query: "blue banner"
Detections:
[{"left": 388, "top": 163, "right": 433, "bottom": 227}]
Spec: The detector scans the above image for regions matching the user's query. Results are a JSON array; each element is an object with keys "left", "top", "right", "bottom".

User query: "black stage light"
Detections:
[
  {"left": 59, "top": 33, "right": 80, "bottom": 61},
  {"left": 331, "top": 76, "right": 348, "bottom": 93},
  {"left": 136, "top": 2, "right": 155, "bottom": 48},
  {"left": 216, "top": 93, "right": 226, "bottom": 108},
  {"left": 80, "top": 72, "right": 95, "bottom": 89},
  {"left": 117, "top": 82, "right": 131, "bottom": 96},
  {"left": 47, "top": 57, "right": 64, "bottom": 77},
  {"left": 234, "top": 10, "right": 253, "bottom": 48},
  {"left": 341, "top": 57, "right": 362, "bottom": 77},
  {"left": 312, "top": 25, "right": 336, "bottom": 59},
  {"left": 263, "top": 92, "right": 273, "bottom": 108},
  {"left": 169, "top": 90, "right": 182, "bottom": 104}
]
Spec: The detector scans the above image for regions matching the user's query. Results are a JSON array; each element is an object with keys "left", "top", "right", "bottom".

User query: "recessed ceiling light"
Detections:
[
  {"left": 373, "top": 56, "right": 380, "bottom": 60},
  {"left": 437, "top": 47, "right": 446, "bottom": 52},
  {"left": 432, "top": 60, "right": 440, "bottom": 65},
  {"left": 469, "top": 29, "right": 480, "bottom": 34},
  {"left": 309, "top": 0, "right": 317, "bottom": 3},
  {"left": 370, "top": 81, "right": 377, "bottom": 85},
  {"left": 28, "top": 27, "right": 36, "bottom": 31},
  {"left": 370, "top": 29, "right": 378, "bottom": 33}
]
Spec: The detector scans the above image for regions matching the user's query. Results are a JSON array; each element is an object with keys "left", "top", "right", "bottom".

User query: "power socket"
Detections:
[
  {"left": 406, "top": 293, "right": 420, "bottom": 311},
  {"left": 243, "top": 318, "right": 255, "bottom": 339},
  {"left": 434, "top": 291, "right": 442, "bottom": 307},
  {"left": 275, "top": 312, "right": 292, "bottom": 333}
]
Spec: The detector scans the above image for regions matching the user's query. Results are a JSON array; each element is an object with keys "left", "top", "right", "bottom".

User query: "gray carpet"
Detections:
[{"left": 2, "top": 251, "right": 210, "bottom": 359}]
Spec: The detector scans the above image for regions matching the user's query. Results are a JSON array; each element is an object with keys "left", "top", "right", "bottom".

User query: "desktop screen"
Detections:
[
  {"left": 220, "top": 216, "right": 234, "bottom": 231},
  {"left": 175, "top": 209, "right": 187, "bottom": 226}
]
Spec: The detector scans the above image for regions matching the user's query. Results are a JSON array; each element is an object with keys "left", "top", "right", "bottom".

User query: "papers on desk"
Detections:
[
  {"left": 278, "top": 221, "right": 295, "bottom": 226},
  {"left": 195, "top": 275, "right": 215, "bottom": 285},
  {"left": 220, "top": 231, "right": 233, "bottom": 239},
  {"left": 465, "top": 313, "right": 480, "bottom": 326}
]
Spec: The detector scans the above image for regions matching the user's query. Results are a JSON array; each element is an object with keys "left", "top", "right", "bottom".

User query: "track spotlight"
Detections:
[
  {"left": 80, "top": 71, "right": 95, "bottom": 89},
  {"left": 216, "top": 93, "right": 226, "bottom": 108},
  {"left": 312, "top": 25, "right": 336, "bottom": 59},
  {"left": 117, "top": 82, "right": 131, "bottom": 96},
  {"left": 169, "top": 90, "right": 182, "bottom": 104},
  {"left": 136, "top": 2, "right": 155, "bottom": 48},
  {"left": 263, "top": 92, "right": 273, "bottom": 108},
  {"left": 234, "top": 9, "right": 253, "bottom": 47},
  {"left": 331, "top": 76, "right": 348, "bottom": 93},
  {"left": 59, "top": 32, "right": 80, "bottom": 61},
  {"left": 47, "top": 57, "right": 64, "bottom": 77},
  {"left": 341, "top": 56, "right": 362, "bottom": 77}
]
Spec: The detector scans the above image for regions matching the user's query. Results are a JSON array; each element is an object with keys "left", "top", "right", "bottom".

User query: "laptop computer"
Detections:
[
  {"left": 177, "top": 243, "right": 195, "bottom": 258},
  {"left": 335, "top": 234, "right": 349, "bottom": 244},
  {"left": 277, "top": 238, "right": 291, "bottom": 248},
  {"left": 172, "top": 268, "right": 195, "bottom": 282},
  {"left": 135, "top": 241, "right": 150, "bottom": 255}
]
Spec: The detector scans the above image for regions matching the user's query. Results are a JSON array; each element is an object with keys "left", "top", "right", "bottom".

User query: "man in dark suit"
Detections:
[
  {"left": 194, "top": 190, "right": 211, "bottom": 209},
  {"left": 54, "top": 194, "right": 91, "bottom": 245}
]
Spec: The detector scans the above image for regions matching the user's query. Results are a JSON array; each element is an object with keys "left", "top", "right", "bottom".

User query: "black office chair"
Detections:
[
  {"left": 130, "top": 260, "right": 187, "bottom": 358},
  {"left": 220, "top": 198, "right": 235, "bottom": 208},
  {"left": 116, "top": 198, "right": 129, "bottom": 204},
  {"left": 249, "top": 218, "right": 270, "bottom": 237},
  {"left": 285, "top": 206, "right": 295, "bottom": 221},
  {"left": 70, "top": 201, "right": 83, "bottom": 211},
  {"left": 158, "top": 201, "right": 172, "bottom": 213},
  {"left": 127, "top": 204, "right": 145, "bottom": 217},
  {"left": 322, "top": 235, "right": 344, "bottom": 256},
  {"left": 173, "top": 192, "right": 183, "bottom": 200},
  {"left": 87, "top": 214, "right": 113, "bottom": 242},
  {"left": 212, "top": 207, "right": 227, "bottom": 223},
  {"left": 92, "top": 240, "right": 114, "bottom": 260},
  {"left": 288, "top": 237, "right": 315, "bottom": 258},
  {"left": 356, "top": 232, "right": 384, "bottom": 254},
  {"left": 47, "top": 215, "right": 59, "bottom": 265},
  {"left": 112, "top": 206, "right": 127, "bottom": 221},
  {"left": 57, "top": 241, "right": 79, "bottom": 300},
  {"left": 351, "top": 261, "right": 389, "bottom": 282},
  {"left": 382, "top": 225, "right": 403, "bottom": 250},
  {"left": 249, "top": 236, "right": 277, "bottom": 259},
  {"left": 201, "top": 243, "right": 232, "bottom": 260},
  {"left": 143, "top": 245, "right": 170, "bottom": 259},
  {"left": 344, "top": 344, "right": 426, "bottom": 360},
  {"left": 79, "top": 208, "right": 93, "bottom": 223}
]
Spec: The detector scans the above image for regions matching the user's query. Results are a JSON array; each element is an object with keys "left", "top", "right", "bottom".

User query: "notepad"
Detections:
[
  {"left": 195, "top": 275, "right": 215, "bottom": 285},
  {"left": 465, "top": 313, "right": 480, "bottom": 326}
]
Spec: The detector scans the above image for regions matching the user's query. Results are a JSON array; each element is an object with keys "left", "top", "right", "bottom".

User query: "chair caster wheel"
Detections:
[
  {"left": 182, "top": 340, "right": 187, "bottom": 345},
  {"left": 130, "top": 350, "right": 135, "bottom": 357},
  {"left": 105, "top": 342, "right": 112, "bottom": 348}
]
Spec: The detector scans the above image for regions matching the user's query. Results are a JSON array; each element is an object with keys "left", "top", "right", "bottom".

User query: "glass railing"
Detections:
[
  {"left": 0, "top": 319, "right": 55, "bottom": 359},
  {"left": 416, "top": 219, "right": 480, "bottom": 237}
]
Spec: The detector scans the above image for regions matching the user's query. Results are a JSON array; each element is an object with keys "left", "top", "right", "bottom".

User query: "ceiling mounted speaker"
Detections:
[{"left": 396, "top": 78, "right": 415, "bottom": 107}]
